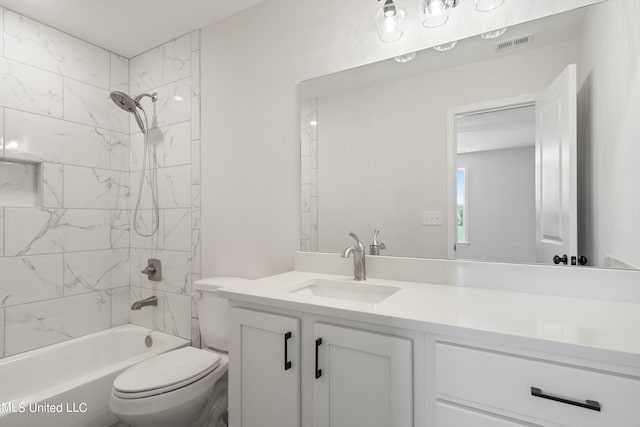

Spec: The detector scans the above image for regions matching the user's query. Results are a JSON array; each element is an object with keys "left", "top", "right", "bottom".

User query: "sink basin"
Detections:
[{"left": 289, "top": 279, "right": 400, "bottom": 304}]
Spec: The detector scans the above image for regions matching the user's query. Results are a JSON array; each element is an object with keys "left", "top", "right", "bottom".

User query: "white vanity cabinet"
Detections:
[
  {"left": 313, "top": 323, "right": 413, "bottom": 427},
  {"left": 435, "top": 401, "right": 538, "bottom": 427},
  {"left": 228, "top": 306, "right": 416, "bottom": 427},
  {"left": 228, "top": 308, "right": 300, "bottom": 427},
  {"left": 433, "top": 342, "right": 640, "bottom": 427}
]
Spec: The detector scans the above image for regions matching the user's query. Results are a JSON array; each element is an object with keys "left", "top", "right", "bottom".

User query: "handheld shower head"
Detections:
[
  {"left": 109, "top": 91, "right": 150, "bottom": 133},
  {"left": 110, "top": 91, "right": 138, "bottom": 113}
]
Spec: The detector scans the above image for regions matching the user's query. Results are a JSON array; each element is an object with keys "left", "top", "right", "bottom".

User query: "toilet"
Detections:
[{"left": 109, "top": 277, "right": 249, "bottom": 427}]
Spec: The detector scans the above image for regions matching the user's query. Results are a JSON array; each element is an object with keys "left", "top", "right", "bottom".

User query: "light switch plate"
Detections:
[{"left": 422, "top": 211, "right": 443, "bottom": 226}]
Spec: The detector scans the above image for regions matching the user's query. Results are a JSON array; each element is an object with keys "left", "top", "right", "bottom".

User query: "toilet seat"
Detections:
[{"left": 113, "top": 347, "right": 221, "bottom": 399}]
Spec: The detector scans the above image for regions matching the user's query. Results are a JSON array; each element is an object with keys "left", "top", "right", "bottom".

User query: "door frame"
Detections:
[{"left": 446, "top": 93, "right": 538, "bottom": 259}]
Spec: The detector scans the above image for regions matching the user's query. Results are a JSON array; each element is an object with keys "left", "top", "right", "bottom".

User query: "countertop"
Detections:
[{"left": 219, "top": 271, "right": 640, "bottom": 364}]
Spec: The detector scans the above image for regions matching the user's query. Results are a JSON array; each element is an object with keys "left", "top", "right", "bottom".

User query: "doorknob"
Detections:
[{"left": 553, "top": 254, "right": 568, "bottom": 265}]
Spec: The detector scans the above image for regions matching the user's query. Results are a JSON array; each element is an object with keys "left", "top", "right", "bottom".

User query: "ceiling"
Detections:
[
  {"left": 0, "top": 0, "right": 264, "bottom": 57},
  {"left": 301, "top": 7, "right": 587, "bottom": 100},
  {"left": 456, "top": 105, "right": 536, "bottom": 154}
]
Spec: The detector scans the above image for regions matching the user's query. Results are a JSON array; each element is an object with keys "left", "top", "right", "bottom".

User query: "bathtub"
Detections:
[{"left": 0, "top": 325, "right": 189, "bottom": 427}]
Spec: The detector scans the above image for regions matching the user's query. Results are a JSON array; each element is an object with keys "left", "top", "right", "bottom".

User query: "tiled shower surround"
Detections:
[{"left": 0, "top": 8, "right": 201, "bottom": 358}]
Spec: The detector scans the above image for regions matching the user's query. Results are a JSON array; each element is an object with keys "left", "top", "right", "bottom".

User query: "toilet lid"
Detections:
[{"left": 113, "top": 347, "right": 220, "bottom": 397}]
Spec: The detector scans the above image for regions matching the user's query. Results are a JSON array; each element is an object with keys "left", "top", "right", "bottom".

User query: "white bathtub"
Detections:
[{"left": 0, "top": 325, "right": 189, "bottom": 427}]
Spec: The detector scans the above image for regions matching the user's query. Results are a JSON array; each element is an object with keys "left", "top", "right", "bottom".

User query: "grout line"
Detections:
[
  {"left": 2, "top": 287, "right": 129, "bottom": 311},
  {"left": 4, "top": 55, "right": 112, "bottom": 93},
  {"left": 0, "top": 246, "right": 191, "bottom": 257},
  {"left": 3, "top": 104, "right": 125, "bottom": 135}
]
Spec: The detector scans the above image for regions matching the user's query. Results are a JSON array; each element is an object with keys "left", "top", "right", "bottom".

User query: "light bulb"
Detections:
[
  {"left": 375, "top": 0, "right": 406, "bottom": 43},
  {"left": 475, "top": 0, "right": 505, "bottom": 12},
  {"left": 419, "top": 0, "right": 455, "bottom": 28},
  {"left": 395, "top": 52, "right": 416, "bottom": 63},
  {"left": 433, "top": 40, "right": 458, "bottom": 51},
  {"left": 481, "top": 28, "right": 507, "bottom": 39}
]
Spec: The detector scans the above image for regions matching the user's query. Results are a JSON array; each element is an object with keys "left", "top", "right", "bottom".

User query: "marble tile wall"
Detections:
[
  {"left": 0, "top": 8, "right": 201, "bottom": 358},
  {"left": 127, "top": 31, "right": 201, "bottom": 344},
  {"left": 0, "top": 7, "right": 132, "bottom": 358},
  {"left": 300, "top": 98, "right": 318, "bottom": 251}
]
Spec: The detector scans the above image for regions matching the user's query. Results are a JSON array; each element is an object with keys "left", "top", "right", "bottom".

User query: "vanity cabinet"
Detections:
[
  {"left": 228, "top": 307, "right": 416, "bottom": 427},
  {"left": 313, "top": 323, "right": 413, "bottom": 427},
  {"left": 228, "top": 308, "right": 300, "bottom": 427},
  {"left": 435, "top": 402, "right": 536, "bottom": 427},
  {"left": 433, "top": 342, "right": 640, "bottom": 427}
]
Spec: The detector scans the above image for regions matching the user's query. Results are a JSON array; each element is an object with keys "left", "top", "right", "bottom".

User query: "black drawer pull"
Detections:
[
  {"left": 315, "top": 338, "right": 323, "bottom": 379},
  {"left": 284, "top": 332, "right": 292, "bottom": 371},
  {"left": 531, "top": 387, "right": 601, "bottom": 412}
]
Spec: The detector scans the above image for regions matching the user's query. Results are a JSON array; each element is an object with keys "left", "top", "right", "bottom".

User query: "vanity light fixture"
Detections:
[
  {"left": 419, "top": 0, "right": 457, "bottom": 28},
  {"left": 481, "top": 27, "right": 507, "bottom": 39},
  {"left": 433, "top": 40, "right": 458, "bottom": 51},
  {"left": 374, "top": 0, "right": 507, "bottom": 43},
  {"left": 475, "top": 0, "right": 505, "bottom": 12},
  {"left": 375, "top": 0, "right": 406, "bottom": 42},
  {"left": 395, "top": 51, "right": 417, "bottom": 63}
]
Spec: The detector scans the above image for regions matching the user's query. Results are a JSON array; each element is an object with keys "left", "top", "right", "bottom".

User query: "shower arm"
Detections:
[{"left": 134, "top": 93, "right": 158, "bottom": 104}]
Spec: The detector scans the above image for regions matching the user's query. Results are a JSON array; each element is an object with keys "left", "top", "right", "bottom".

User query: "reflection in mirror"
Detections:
[
  {"left": 453, "top": 104, "right": 537, "bottom": 264},
  {"left": 299, "top": 0, "right": 640, "bottom": 270}
]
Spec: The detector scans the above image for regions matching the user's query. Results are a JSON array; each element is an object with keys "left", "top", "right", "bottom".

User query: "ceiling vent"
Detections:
[{"left": 494, "top": 34, "right": 534, "bottom": 52}]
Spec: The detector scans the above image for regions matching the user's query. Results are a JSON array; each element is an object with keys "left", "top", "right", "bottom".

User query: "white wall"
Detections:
[
  {"left": 315, "top": 40, "right": 576, "bottom": 258},
  {"left": 200, "top": 0, "right": 603, "bottom": 279},
  {"left": 457, "top": 147, "right": 536, "bottom": 263},
  {"left": 577, "top": 0, "right": 640, "bottom": 269}
]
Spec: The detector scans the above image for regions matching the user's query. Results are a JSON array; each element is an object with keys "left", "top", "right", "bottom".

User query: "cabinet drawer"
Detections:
[
  {"left": 436, "top": 402, "right": 540, "bottom": 427},
  {"left": 435, "top": 343, "right": 640, "bottom": 427}
]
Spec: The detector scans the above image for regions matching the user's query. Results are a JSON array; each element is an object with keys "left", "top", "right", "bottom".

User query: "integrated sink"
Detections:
[{"left": 288, "top": 279, "right": 400, "bottom": 304}]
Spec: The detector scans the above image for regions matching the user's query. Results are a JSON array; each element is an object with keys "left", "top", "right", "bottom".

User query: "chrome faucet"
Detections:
[
  {"left": 369, "top": 228, "right": 386, "bottom": 256},
  {"left": 341, "top": 231, "right": 366, "bottom": 281},
  {"left": 131, "top": 296, "right": 158, "bottom": 310}
]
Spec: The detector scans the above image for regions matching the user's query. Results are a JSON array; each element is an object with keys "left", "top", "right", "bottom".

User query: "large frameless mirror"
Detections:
[{"left": 299, "top": 0, "right": 640, "bottom": 271}]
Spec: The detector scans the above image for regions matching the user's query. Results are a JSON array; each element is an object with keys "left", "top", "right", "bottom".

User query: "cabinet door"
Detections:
[
  {"left": 313, "top": 323, "right": 412, "bottom": 427},
  {"left": 229, "top": 308, "right": 300, "bottom": 427},
  {"left": 436, "top": 402, "right": 541, "bottom": 427}
]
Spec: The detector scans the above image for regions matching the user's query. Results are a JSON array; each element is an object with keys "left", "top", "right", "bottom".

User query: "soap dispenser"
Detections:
[{"left": 370, "top": 229, "right": 386, "bottom": 255}]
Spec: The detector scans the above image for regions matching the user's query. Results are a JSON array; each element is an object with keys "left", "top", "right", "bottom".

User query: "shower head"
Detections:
[
  {"left": 109, "top": 91, "right": 153, "bottom": 134},
  {"left": 110, "top": 91, "right": 138, "bottom": 113}
]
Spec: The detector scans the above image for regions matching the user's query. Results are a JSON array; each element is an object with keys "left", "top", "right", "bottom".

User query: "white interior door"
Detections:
[{"left": 535, "top": 64, "right": 577, "bottom": 265}]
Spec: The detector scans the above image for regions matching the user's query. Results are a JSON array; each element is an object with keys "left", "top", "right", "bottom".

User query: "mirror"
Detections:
[{"left": 299, "top": 0, "right": 640, "bottom": 270}]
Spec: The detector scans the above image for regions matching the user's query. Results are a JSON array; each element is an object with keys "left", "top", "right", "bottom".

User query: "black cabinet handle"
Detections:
[
  {"left": 531, "top": 387, "right": 601, "bottom": 412},
  {"left": 553, "top": 254, "right": 568, "bottom": 265},
  {"left": 315, "top": 338, "right": 323, "bottom": 379},
  {"left": 284, "top": 332, "right": 292, "bottom": 371}
]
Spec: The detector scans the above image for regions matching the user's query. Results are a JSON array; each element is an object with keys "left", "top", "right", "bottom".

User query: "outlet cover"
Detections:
[{"left": 422, "top": 211, "right": 443, "bottom": 226}]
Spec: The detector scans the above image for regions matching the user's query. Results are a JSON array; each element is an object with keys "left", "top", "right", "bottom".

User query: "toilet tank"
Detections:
[{"left": 193, "top": 276, "right": 251, "bottom": 352}]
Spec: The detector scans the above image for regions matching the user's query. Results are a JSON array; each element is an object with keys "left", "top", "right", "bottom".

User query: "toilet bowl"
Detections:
[{"left": 109, "top": 277, "right": 250, "bottom": 427}]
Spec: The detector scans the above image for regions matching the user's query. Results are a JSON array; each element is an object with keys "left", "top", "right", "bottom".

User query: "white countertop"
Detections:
[{"left": 219, "top": 271, "right": 640, "bottom": 362}]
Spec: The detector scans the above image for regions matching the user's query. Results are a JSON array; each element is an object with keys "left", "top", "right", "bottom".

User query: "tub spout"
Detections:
[{"left": 131, "top": 296, "right": 158, "bottom": 310}]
